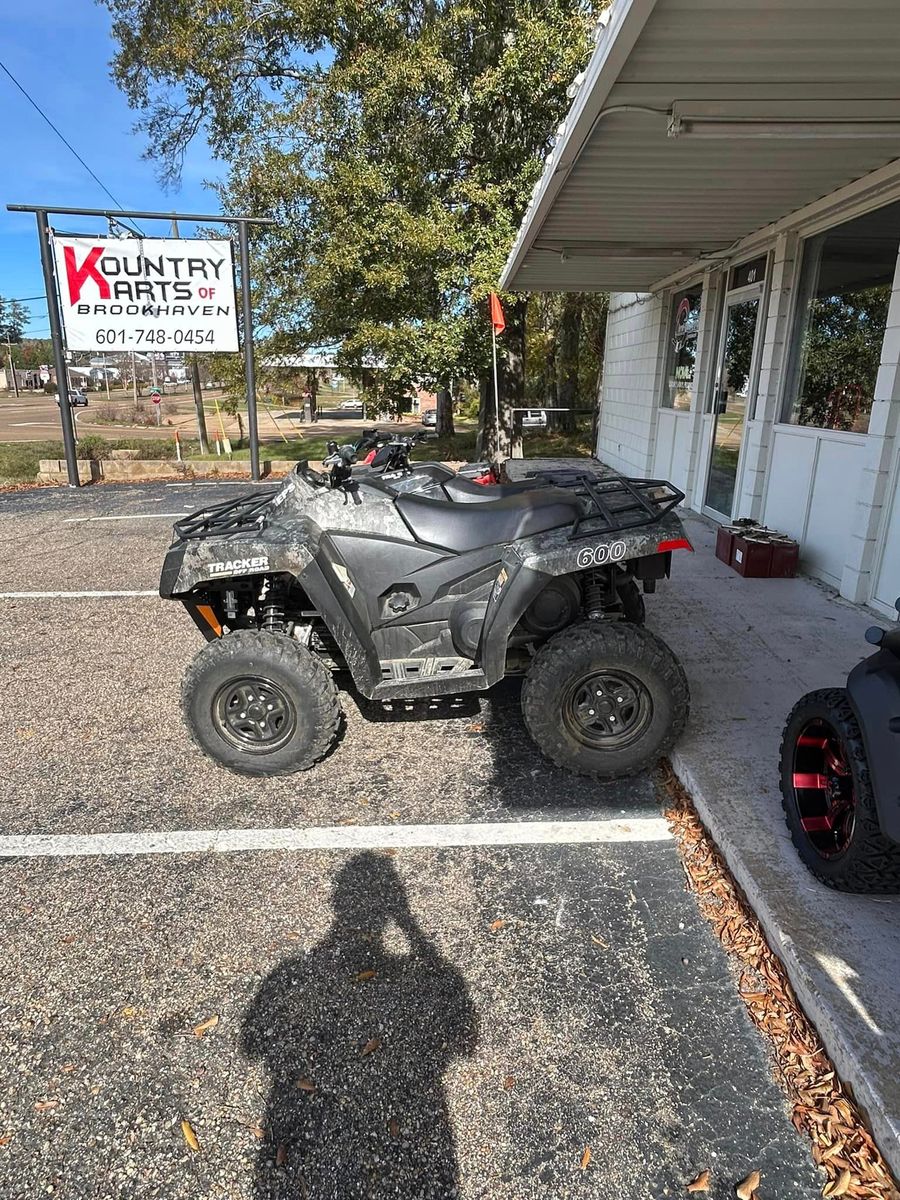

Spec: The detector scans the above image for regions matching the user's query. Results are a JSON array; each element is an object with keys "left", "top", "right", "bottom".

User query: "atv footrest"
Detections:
[
  {"left": 379, "top": 656, "right": 476, "bottom": 683},
  {"left": 373, "top": 661, "right": 487, "bottom": 701}
]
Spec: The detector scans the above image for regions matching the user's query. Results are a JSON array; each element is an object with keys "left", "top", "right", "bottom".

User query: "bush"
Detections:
[{"left": 76, "top": 435, "right": 108, "bottom": 461}]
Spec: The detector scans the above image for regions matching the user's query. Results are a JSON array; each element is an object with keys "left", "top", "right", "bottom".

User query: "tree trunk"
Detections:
[
  {"left": 435, "top": 386, "right": 454, "bottom": 437},
  {"left": 477, "top": 296, "right": 528, "bottom": 461},
  {"left": 191, "top": 358, "right": 210, "bottom": 454},
  {"left": 500, "top": 296, "right": 528, "bottom": 459},
  {"left": 475, "top": 374, "right": 490, "bottom": 460},
  {"left": 556, "top": 293, "right": 582, "bottom": 434}
]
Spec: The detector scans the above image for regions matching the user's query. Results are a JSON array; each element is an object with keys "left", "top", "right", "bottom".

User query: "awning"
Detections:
[{"left": 501, "top": 0, "right": 900, "bottom": 293}]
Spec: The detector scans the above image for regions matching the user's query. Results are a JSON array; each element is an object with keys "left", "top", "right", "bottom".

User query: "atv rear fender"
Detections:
[{"left": 847, "top": 647, "right": 900, "bottom": 844}]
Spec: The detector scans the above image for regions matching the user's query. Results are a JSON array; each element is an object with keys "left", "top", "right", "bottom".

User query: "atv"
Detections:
[
  {"left": 780, "top": 598, "right": 900, "bottom": 892},
  {"left": 159, "top": 457, "right": 693, "bottom": 778}
]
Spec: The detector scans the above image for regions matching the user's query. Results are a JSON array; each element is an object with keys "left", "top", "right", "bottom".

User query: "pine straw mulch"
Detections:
[{"left": 660, "top": 762, "right": 899, "bottom": 1200}]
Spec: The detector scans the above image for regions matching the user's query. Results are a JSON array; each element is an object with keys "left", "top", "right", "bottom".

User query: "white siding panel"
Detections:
[
  {"left": 653, "top": 409, "right": 677, "bottom": 480},
  {"left": 596, "top": 294, "right": 664, "bottom": 477},
  {"left": 873, "top": 471, "right": 900, "bottom": 612},
  {"left": 805, "top": 440, "right": 867, "bottom": 584},
  {"left": 763, "top": 430, "right": 817, "bottom": 542}
]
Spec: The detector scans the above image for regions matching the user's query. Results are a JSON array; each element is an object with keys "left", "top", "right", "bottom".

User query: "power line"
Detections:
[{"left": 0, "top": 58, "right": 142, "bottom": 231}]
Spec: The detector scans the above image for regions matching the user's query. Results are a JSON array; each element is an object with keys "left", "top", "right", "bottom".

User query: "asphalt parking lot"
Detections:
[{"left": 0, "top": 481, "right": 826, "bottom": 1199}]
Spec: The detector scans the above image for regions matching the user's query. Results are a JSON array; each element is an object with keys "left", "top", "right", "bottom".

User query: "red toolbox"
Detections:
[
  {"left": 715, "top": 525, "right": 737, "bottom": 565},
  {"left": 730, "top": 530, "right": 799, "bottom": 578}
]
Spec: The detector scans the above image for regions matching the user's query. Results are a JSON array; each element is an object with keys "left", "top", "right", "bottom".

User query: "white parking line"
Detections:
[
  {"left": 0, "top": 590, "right": 157, "bottom": 599},
  {"left": 62, "top": 513, "right": 187, "bottom": 523},
  {"left": 0, "top": 818, "right": 672, "bottom": 860}
]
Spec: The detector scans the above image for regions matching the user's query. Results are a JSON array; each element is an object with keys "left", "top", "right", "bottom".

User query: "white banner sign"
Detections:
[{"left": 52, "top": 235, "right": 240, "bottom": 352}]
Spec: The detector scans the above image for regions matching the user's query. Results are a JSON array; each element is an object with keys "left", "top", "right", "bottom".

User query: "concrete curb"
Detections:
[
  {"left": 669, "top": 747, "right": 900, "bottom": 1177},
  {"left": 35, "top": 458, "right": 301, "bottom": 484}
]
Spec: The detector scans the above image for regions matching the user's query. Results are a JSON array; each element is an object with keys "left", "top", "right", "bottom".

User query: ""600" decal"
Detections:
[{"left": 576, "top": 541, "right": 627, "bottom": 568}]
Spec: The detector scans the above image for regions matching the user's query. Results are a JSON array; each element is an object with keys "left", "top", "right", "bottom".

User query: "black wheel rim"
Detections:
[
  {"left": 212, "top": 676, "right": 297, "bottom": 754},
  {"left": 562, "top": 670, "right": 653, "bottom": 751},
  {"left": 790, "top": 718, "right": 856, "bottom": 859}
]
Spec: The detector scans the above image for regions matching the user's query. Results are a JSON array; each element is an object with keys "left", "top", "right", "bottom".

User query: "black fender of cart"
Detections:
[{"left": 847, "top": 646, "right": 900, "bottom": 844}]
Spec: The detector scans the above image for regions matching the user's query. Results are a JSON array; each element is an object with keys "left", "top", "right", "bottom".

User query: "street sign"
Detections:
[{"left": 51, "top": 236, "right": 239, "bottom": 353}]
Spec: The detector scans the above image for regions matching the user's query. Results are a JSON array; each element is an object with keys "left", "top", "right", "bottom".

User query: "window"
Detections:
[
  {"left": 785, "top": 203, "right": 900, "bottom": 434},
  {"left": 662, "top": 286, "right": 702, "bottom": 410}
]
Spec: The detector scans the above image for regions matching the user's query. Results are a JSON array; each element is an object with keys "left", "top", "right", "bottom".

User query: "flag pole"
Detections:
[{"left": 491, "top": 323, "right": 502, "bottom": 460}]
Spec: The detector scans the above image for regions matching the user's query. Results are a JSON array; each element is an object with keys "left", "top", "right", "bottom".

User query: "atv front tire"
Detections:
[
  {"left": 780, "top": 688, "right": 900, "bottom": 893},
  {"left": 521, "top": 622, "right": 689, "bottom": 778},
  {"left": 182, "top": 630, "right": 341, "bottom": 776}
]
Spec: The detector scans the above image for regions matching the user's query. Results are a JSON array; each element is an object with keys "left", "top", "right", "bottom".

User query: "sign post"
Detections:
[
  {"left": 34, "top": 209, "right": 79, "bottom": 486},
  {"left": 8, "top": 204, "right": 275, "bottom": 486}
]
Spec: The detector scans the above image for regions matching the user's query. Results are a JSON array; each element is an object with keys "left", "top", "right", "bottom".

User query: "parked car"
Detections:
[
  {"left": 56, "top": 389, "right": 89, "bottom": 407},
  {"left": 421, "top": 408, "right": 437, "bottom": 427},
  {"left": 339, "top": 398, "right": 363, "bottom": 410},
  {"left": 780, "top": 598, "right": 900, "bottom": 892},
  {"left": 521, "top": 408, "right": 548, "bottom": 428}
]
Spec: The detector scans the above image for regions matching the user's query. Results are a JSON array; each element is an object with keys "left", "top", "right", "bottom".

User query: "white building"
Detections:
[{"left": 502, "top": 0, "right": 900, "bottom": 618}]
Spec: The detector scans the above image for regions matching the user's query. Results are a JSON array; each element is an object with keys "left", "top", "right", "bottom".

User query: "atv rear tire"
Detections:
[
  {"left": 182, "top": 630, "right": 341, "bottom": 776},
  {"left": 780, "top": 688, "right": 900, "bottom": 893},
  {"left": 521, "top": 621, "right": 689, "bottom": 778}
]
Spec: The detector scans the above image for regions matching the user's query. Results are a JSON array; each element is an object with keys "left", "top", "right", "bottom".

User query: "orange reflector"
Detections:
[
  {"left": 657, "top": 538, "right": 693, "bottom": 553},
  {"left": 196, "top": 604, "right": 222, "bottom": 637}
]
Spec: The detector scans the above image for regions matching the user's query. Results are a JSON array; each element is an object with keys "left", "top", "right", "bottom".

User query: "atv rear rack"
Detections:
[
  {"left": 528, "top": 469, "right": 684, "bottom": 540},
  {"left": 173, "top": 488, "right": 279, "bottom": 541}
]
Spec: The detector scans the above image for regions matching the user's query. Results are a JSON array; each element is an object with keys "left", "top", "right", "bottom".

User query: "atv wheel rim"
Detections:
[
  {"left": 790, "top": 718, "right": 856, "bottom": 859},
  {"left": 563, "top": 670, "right": 653, "bottom": 751},
  {"left": 213, "top": 676, "right": 297, "bottom": 754}
]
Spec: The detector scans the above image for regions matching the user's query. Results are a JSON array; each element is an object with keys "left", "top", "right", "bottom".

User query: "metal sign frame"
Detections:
[{"left": 6, "top": 203, "right": 276, "bottom": 486}]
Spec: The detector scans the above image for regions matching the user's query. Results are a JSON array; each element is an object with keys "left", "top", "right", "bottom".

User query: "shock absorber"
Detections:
[
  {"left": 581, "top": 569, "right": 614, "bottom": 619},
  {"left": 260, "top": 580, "right": 286, "bottom": 632}
]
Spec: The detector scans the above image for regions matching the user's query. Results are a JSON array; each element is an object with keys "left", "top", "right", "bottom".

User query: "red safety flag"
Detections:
[{"left": 489, "top": 292, "right": 506, "bottom": 335}]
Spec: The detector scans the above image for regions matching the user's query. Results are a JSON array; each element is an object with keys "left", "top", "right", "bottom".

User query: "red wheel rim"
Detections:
[{"left": 790, "top": 718, "right": 856, "bottom": 859}]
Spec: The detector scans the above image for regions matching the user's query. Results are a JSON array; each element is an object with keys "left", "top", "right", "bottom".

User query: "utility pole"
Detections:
[{"left": 5, "top": 336, "right": 19, "bottom": 398}]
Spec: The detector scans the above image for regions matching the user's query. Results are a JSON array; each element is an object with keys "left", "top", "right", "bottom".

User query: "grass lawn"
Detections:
[{"left": 0, "top": 422, "right": 595, "bottom": 484}]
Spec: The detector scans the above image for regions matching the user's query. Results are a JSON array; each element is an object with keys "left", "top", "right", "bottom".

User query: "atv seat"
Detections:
[
  {"left": 440, "top": 476, "right": 541, "bottom": 504},
  {"left": 395, "top": 488, "right": 581, "bottom": 553}
]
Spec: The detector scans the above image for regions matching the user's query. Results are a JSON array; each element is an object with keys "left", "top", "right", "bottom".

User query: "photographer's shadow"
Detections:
[{"left": 242, "top": 852, "right": 476, "bottom": 1198}]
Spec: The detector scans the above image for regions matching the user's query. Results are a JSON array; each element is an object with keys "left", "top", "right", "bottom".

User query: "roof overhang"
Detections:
[{"left": 501, "top": 0, "right": 900, "bottom": 293}]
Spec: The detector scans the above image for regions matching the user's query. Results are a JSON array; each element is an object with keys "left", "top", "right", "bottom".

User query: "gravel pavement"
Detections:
[{"left": 0, "top": 482, "right": 826, "bottom": 1199}]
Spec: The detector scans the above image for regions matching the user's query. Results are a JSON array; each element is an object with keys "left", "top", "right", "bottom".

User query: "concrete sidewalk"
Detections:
[{"left": 654, "top": 513, "right": 900, "bottom": 1174}]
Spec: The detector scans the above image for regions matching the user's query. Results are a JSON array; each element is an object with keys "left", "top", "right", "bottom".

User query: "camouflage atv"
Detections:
[{"left": 159, "top": 458, "right": 692, "bottom": 778}]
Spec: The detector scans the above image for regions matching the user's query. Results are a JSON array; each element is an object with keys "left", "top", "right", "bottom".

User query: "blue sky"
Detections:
[{"left": 0, "top": 0, "right": 225, "bottom": 337}]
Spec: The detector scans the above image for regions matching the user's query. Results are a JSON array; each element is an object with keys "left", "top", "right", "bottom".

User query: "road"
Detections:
[{"left": 0, "top": 481, "right": 825, "bottom": 1199}]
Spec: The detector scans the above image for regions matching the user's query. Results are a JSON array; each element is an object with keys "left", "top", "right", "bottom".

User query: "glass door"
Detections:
[{"left": 704, "top": 292, "right": 762, "bottom": 518}]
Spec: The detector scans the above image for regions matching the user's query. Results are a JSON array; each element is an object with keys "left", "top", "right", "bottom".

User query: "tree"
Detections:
[
  {"left": 103, "top": 0, "right": 599, "bottom": 455},
  {"left": 0, "top": 298, "right": 28, "bottom": 344},
  {"left": 795, "top": 286, "right": 890, "bottom": 431},
  {"left": 7, "top": 337, "right": 53, "bottom": 369}
]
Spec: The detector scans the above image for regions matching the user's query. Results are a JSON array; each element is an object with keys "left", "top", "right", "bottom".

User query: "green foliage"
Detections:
[
  {"left": 102, "top": 0, "right": 603, "bottom": 446},
  {"left": 795, "top": 286, "right": 890, "bottom": 431},
  {"left": 0, "top": 298, "right": 28, "bottom": 344},
  {"left": 8, "top": 337, "right": 54, "bottom": 368}
]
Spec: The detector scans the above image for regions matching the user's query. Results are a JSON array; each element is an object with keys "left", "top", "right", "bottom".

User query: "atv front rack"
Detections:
[
  {"left": 173, "top": 488, "right": 279, "bottom": 541},
  {"left": 528, "top": 469, "right": 684, "bottom": 540}
]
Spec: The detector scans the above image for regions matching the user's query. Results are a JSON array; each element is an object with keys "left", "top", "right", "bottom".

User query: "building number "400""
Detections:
[{"left": 576, "top": 541, "right": 627, "bottom": 568}]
